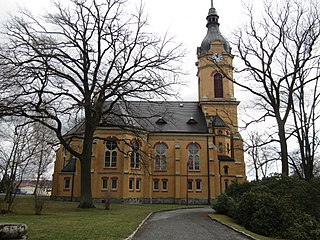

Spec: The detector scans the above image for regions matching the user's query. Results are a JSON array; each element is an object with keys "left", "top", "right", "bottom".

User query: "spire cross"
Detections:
[{"left": 211, "top": 0, "right": 213, "bottom": 8}]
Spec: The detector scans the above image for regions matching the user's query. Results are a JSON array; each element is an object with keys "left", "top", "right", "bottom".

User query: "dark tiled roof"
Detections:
[
  {"left": 101, "top": 101, "right": 208, "bottom": 133},
  {"left": 67, "top": 101, "right": 208, "bottom": 135},
  {"left": 211, "top": 115, "right": 229, "bottom": 128},
  {"left": 61, "top": 158, "right": 76, "bottom": 172},
  {"left": 218, "top": 155, "right": 235, "bottom": 162}
]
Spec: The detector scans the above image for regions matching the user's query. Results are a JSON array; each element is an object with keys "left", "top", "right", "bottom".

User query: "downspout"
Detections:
[
  {"left": 71, "top": 172, "right": 75, "bottom": 202},
  {"left": 207, "top": 135, "right": 211, "bottom": 205},
  {"left": 71, "top": 157, "right": 76, "bottom": 202},
  {"left": 219, "top": 159, "right": 222, "bottom": 194}
]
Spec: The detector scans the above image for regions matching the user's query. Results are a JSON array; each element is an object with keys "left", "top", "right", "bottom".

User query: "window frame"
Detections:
[
  {"left": 153, "top": 179, "right": 160, "bottom": 191},
  {"left": 101, "top": 177, "right": 108, "bottom": 190},
  {"left": 64, "top": 177, "right": 71, "bottom": 190},
  {"left": 111, "top": 177, "right": 118, "bottom": 191},
  {"left": 196, "top": 179, "right": 202, "bottom": 192},
  {"left": 214, "top": 73, "right": 224, "bottom": 98},
  {"left": 187, "top": 179, "right": 193, "bottom": 191},
  {"left": 224, "top": 180, "right": 229, "bottom": 190},
  {"left": 218, "top": 142, "right": 223, "bottom": 153},
  {"left": 188, "top": 143, "right": 200, "bottom": 171},
  {"left": 136, "top": 178, "right": 141, "bottom": 192},
  {"left": 162, "top": 179, "right": 168, "bottom": 192},
  {"left": 105, "top": 138, "right": 118, "bottom": 168},
  {"left": 129, "top": 178, "right": 134, "bottom": 191},
  {"left": 154, "top": 143, "right": 167, "bottom": 170},
  {"left": 130, "top": 140, "right": 140, "bottom": 169},
  {"left": 223, "top": 165, "right": 229, "bottom": 175}
]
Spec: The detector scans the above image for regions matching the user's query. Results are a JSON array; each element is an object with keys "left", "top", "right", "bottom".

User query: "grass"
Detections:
[
  {"left": 209, "top": 213, "right": 281, "bottom": 240},
  {"left": 1, "top": 195, "right": 189, "bottom": 240}
]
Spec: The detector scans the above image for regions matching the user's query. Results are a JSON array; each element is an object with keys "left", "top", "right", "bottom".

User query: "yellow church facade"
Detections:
[{"left": 51, "top": 4, "right": 246, "bottom": 204}]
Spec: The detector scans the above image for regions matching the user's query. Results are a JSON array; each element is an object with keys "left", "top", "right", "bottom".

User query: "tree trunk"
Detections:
[
  {"left": 278, "top": 121, "right": 289, "bottom": 176},
  {"left": 78, "top": 120, "right": 95, "bottom": 208}
]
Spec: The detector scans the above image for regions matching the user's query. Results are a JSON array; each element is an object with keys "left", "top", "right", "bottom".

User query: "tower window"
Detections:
[
  {"left": 225, "top": 180, "right": 229, "bottom": 190},
  {"left": 214, "top": 73, "right": 223, "bottom": 98},
  {"left": 224, "top": 166, "right": 229, "bottom": 174},
  {"left": 219, "top": 143, "right": 223, "bottom": 153}
]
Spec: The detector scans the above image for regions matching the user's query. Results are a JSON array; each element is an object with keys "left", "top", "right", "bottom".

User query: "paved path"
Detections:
[{"left": 131, "top": 208, "right": 252, "bottom": 240}]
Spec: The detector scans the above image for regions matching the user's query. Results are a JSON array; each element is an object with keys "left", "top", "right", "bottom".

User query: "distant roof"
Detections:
[{"left": 67, "top": 101, "right": 208, "bottom": 135}]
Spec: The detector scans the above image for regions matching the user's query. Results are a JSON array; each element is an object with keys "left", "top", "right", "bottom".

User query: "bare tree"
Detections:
[
  {"left": 289, "top": 68, "right": 320, "bottom": 180},
  {"left": 30, "top": 122, "right": 55, "bottom": 195},
  {"left": 0, "top": 118, "right": 38, "bottom": 213},
  {"left": 233, "top": 0, "right": 320, "bottom": 176},
  {"left": 0, "top": 0, "right": 184, "bottom": 208},
  {"left": 245, "top": 130, "right": 280, "bottom": 180}
]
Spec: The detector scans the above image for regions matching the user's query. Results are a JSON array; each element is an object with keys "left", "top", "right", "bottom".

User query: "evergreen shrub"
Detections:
[{"left": 212, "top": 176, "right": 320, "bottom": 239}]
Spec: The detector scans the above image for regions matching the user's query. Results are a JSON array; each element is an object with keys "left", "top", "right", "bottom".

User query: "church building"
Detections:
[{"left": 51, "top": 3, "right": 246, "bottom": 204}]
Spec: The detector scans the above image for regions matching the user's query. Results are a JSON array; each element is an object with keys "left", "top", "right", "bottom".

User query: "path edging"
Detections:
[
  {"left": 125, "top": 212, "right": 154, "bottom": 240},
  {"left": 208, "top": 215, "right": 257, "bottom": 240}
]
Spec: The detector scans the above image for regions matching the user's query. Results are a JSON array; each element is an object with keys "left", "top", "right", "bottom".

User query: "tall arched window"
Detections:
[
  {"left": 224, "top": 165, "right": 229, "bottom": 175},
  {"left": 130, "top": 140, "right": 140, "bottom": 169},
  {"left": 105, "top": 138, "right": 117, "bottom": 168},
  {"left": 188, "top": 143, "right": 200, "bottom": 170},
  {"left": 214, "top": 73, "right": 223, "bottom": 98},
  {"left": 155, "top": 143, "right": 167, "bottom": 170}
]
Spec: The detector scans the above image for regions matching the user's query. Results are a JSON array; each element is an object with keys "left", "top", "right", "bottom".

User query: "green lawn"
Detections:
[
  {"left": 209, "top": 213, "right": 282, "bottom": 240},
  {"left": 1, "top": 196, "right": 187, "bottom": 240}
]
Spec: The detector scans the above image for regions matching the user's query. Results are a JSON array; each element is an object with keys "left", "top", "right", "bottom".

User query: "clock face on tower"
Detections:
[{"left": 212, "top": 52, "right": 223, "bottom": 62}]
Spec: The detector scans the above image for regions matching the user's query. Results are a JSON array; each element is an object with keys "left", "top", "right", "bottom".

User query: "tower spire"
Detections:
[{"left": 198, "top": 2, "right": 231, "bottom": 54}]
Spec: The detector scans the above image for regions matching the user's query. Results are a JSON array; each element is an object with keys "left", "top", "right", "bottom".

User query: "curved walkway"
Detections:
[{"left": 131, "top": 208, "right": 252, "bottom": 240}]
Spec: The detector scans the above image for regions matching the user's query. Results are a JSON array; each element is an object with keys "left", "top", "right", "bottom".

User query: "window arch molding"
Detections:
[
  {"left": 153, "top": 141, "right": 169, "bottom": 149},
  {"left": 186, "top": 142, "right": 201, "bottom": 150}
]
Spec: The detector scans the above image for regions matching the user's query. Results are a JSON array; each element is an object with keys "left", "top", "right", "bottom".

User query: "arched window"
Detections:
[
  {"left": 225, "top": 180, "right": 229, "bottom": 190},
  {"left": 223, "top": 165, "right": 229, "bottom": 174},
  {"left": 188, "top": 143, "right": 200, "bottom": 170},
  {"left": 105, "top": 139, "right": 117, "bottom": 168},
  {"left": 155, "top": 143, "right": 167, "bottom": 170},
  {"left": 130, "top": 140, "right": 140, "bottom": 169},
  {"left": 214, "top": 73, "right": 223, "bottom": 98}
]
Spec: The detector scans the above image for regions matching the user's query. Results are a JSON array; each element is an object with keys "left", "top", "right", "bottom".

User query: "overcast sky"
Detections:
[
  {"left": 0, "top": 0, "right": 277, "bottom": 179},
  {"left": 0, "top": 0, "right": 246, "bottom": 101}
]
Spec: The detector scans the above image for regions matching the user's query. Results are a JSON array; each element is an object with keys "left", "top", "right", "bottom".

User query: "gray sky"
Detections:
[{"left": 0, "top": 0, "right": 245, "bottom": 100}]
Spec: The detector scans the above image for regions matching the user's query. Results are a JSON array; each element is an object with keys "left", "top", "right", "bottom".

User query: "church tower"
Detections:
[{"left": 197, "top": 2, "right": 245, "bottom": 179}]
